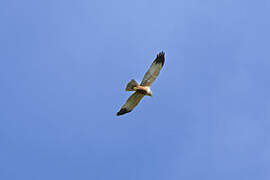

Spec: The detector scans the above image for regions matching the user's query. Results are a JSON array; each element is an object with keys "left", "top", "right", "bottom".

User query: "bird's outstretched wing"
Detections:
[
  {"left": 140, "top": 52, "right": 165, "bottom": 87},
  {"left": 117, "top": 91, "right": 145, "bottom": 116}
]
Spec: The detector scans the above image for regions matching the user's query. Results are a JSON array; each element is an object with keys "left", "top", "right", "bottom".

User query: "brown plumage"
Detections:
[{"left": 117, "top": 52, "right": 165, "bottom": 116}]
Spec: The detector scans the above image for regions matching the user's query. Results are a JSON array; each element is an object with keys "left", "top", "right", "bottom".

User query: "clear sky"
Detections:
[{"left": 1, "top": 0, "right": 270, "bottom": 179}]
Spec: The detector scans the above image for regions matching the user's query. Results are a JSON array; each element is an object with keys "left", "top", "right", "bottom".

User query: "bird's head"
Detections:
[
  {"left": 145, "top": 87, "right": 153, "bottom": 97},
  {"left": 147, "top": 91, "right": 153, "bottom": 97}
]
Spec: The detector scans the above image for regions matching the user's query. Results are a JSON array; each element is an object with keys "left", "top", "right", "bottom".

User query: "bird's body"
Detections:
[
  {"left": 117, "top": 52, "right": 165, "bottom": 116},
  {"left": 133, "top": 86, "right": 152, "bottom": 96}
]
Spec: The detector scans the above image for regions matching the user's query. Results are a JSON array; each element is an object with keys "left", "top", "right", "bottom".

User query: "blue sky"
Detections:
[{"left": 1, "top": 0, "right": 270, "bottom": 179}]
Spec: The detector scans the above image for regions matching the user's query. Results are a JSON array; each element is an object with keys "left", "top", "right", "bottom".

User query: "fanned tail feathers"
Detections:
[{"left": 125, "top": 79, "right": 138, "bottom": 91}]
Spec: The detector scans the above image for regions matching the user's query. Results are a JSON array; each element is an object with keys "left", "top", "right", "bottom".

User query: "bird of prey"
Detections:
[{"left": 117, "top": 52, "right": 165, "bottom": 116}]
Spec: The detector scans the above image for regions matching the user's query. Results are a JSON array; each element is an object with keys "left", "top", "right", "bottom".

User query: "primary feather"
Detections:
[{"left": 140, "top": 52, "right": 165, "bottom": 86}]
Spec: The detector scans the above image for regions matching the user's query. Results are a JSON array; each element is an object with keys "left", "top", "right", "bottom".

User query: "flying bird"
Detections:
[{"left": 117, "top": 52, "right": 165, "bottom": 116}]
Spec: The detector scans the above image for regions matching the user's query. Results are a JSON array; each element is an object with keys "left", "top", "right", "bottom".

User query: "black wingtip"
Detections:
[
  {"left": 154, "top": 51, "right": 165, "bottom": 66},
  {"left": 117, "top": 108, "right": 131, "bottom": 116}
]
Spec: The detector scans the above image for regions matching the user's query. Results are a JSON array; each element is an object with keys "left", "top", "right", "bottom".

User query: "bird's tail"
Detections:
[{"left": 125, "top": 79, "right": 138, "bottom": 91}]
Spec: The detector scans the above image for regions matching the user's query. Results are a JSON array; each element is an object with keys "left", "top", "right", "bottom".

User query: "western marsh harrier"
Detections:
[{"left": 117, "top": 52, "right": 165, "bottom": 116}]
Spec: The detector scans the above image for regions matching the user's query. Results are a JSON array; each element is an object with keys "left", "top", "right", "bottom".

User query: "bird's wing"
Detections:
[
  {"left": 117, "top": 91, "right": 145, "bottom": 116},
  {"left": 140, "top": 52, "right": 165, "bottom": 87}
]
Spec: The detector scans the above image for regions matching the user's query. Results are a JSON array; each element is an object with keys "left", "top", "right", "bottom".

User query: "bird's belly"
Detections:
[
  {"left": 136, "top": 89, "right": 147, "bottom": 95},
  {"left": 135, "top": 86, "right": 150, "bottom": 95}
]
